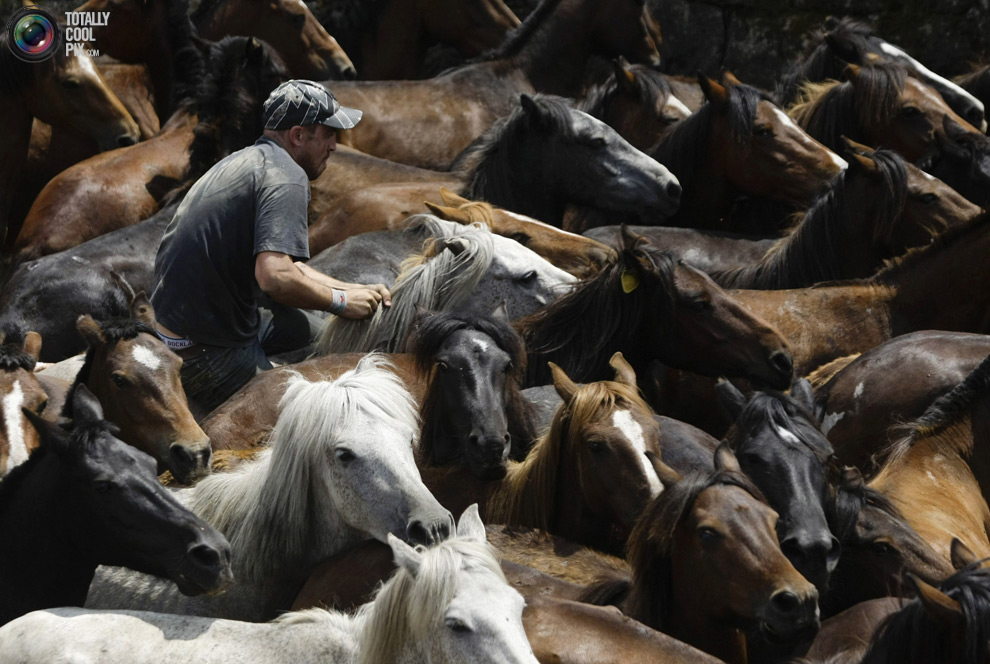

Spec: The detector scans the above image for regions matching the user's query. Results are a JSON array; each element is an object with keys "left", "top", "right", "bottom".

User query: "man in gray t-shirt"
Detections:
[{"left": 151, "top": 80, "right": 390, "bottom": 415}]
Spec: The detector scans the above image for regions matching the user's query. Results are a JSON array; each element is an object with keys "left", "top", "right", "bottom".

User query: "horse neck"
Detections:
[
  {"left": 885, "top": 222, "right": 990, "bottom": 334},
  {"left": 666, "top": 569, "right": 750, "bottom": 664},
  {"left": 0, "top": 457, "right": 96, "bottom": 616},
  {"left": 362, "top": 0, "right": 426, "bottom": 80},
  {"left": 497, "top": 0, "right": 605, "bottom": 96},
  {"left": 143, "top": 35, "right": 179, "bottom": 120},
  {"left": 460, "top": 166, "right": 567, "bottom": 228},
  {"left": 655, "top": 118, "right": 736, "bottom": 229}
]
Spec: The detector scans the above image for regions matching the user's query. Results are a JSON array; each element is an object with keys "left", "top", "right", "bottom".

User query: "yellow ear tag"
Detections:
[{"left": 621, "top": 269, "right": 640, "bottom": 294}]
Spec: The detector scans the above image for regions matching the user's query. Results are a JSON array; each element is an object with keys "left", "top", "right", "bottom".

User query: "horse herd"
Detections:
[{"left": 2, "top": 0, "right": 990, "bottom": 660}]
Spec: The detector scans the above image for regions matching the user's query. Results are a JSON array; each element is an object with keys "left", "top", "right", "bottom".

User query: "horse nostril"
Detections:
[
  {"left": 117, "top": 135, "right": 137, "bottom": 147},
  {"left": 407, "top": 520, "right": 432, "bottom": 546},
  {"left": 469, "top": 434, "right": 480, "bottom": 446},
  {"left": 666, "top": 180, "right": 682, "bottom": 201},
  {"left": 769, "top": 350, "right": 793, "bottom": 378},
  {"left": 188, "top": 543, "right": 221, "bottom": 569},
  {"left": 169, "top": 444, "right": 197, "bottom": 472},
  {"left": 343, "top": 66, "right": 357, "bottom": 80},
  {"left": 770, "top": 590, "right": 801, "bottom": 615}
]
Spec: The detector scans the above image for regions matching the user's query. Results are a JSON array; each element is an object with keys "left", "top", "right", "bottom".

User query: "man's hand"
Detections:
[{"left": 339, "top": 284, "right": 391, "bottom": 319}]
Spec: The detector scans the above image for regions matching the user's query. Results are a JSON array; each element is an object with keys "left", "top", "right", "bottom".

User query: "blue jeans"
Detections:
[{"left": 178, "top": 304, "right": 325, "bottom": 417}]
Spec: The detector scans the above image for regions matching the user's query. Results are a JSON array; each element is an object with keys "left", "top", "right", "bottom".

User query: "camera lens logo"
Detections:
[{"left": 6, "top": 6, "right": 62, "bottom": 63}]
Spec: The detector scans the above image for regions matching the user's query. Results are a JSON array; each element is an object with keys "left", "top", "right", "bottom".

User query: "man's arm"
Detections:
[
  {"left": 294, "top": 261, "right": 391, "bottom": 306},
  {"left": 255, "top": 252, "right": 389, "bottom": 319}
]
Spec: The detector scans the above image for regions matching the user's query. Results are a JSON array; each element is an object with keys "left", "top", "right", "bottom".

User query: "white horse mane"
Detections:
[
  {"left": 314, "top": 215, "right": 495, "bottom": 355},
  {"left": 188, "top": 354, "right": 419, "bottom": 582},
  {"left": 272, "top": 537, "right": 504, "bottom": 664}
]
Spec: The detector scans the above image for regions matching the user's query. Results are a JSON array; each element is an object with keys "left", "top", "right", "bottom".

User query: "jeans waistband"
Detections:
[{"left": 155, "top": 329, "right": 195, "bottom": 350}]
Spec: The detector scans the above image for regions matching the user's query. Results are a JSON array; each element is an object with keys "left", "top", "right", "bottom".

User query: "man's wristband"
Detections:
[{"left": 327, "top": 288, "right": 347, "bottom": 315}]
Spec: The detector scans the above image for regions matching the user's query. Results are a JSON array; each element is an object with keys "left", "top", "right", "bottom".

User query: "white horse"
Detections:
[
  {"left": 0, "top": 505, "right": 539, "bottom": 664},
  {"left": 85, "top": 354, "right": 454, "bottom": 621},
  {"left": 314, "top": 215, "right": 576, "bottom": 355}
]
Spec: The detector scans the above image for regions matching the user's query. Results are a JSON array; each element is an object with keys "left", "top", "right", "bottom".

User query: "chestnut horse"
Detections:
[
  {"left": 424, "top": 353, "right": 673, "bottom": 554},
  {"left": 582, "top": 448, "right": 819, "bottom": 664},
  {"left": 12, "top": 37, "right": 287, "bottom": 263},
  {"left": 649, "top": 71, "right": 846, "bottom": 232},
  {"left": 306, "top": 94, "right": 680, "bottom": 250},
  {"left": 515, "top": 229, "right": 794, "bottom": 392},
  {"left": 789, "top": 61, "right": 982, "bottom": 165},
  {"left": 329, "top": 0, "right": 661, "bottom": 169},
  {"left": 712, "top": 138, "right": 979, "bottom": 289},
  {"left": 777, "top": 16, "right": 987, "bottom": 132},
  {"left": 315, "top": 0, "right": 520, "bottom": 80},
  {"left": 867, "top": 353, "right": 990, "bottom": 566},
  {"left": 192, "top": 0, "right": 354, "bottom": 79},
  {"left": 0, "top": 27, "right": 139, "bottom": 247},
  {"left": 0, "top": 331, "right": 46, "bottom": 476},
  {"left": 815, "top": 331, "right": 990, "bottom": 471}
]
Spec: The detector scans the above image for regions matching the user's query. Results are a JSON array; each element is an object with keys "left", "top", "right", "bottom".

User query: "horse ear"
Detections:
[
  {"left": 613, "top": 56, "right": 637, "bottom": 91},
  {"left": 840, "top": 135, "right": 875, "bottom": 157},
  {"left": 425, "top": 201, "right": 473, "bottom": 225},
  {"left": 848, "top": 150, "right": 880, "bottom": 175},
  {"left": 456, "top": 504, "right": 487, "bottom": 545},
  {"left": 442, "top": 236, "right": 471, "bottom": 256},
  {"left": 646, "top": 449, "right": 681, "bottom": 489},
  {"left": 697, "top": 73, "right": 729, "bottom": 105},
  {"left": 130, "top": 291, "right": 157, "bottom": 327},
  {"left": 821, "top": 15, "right": 840, "bottom": 33},
  {"left": 77, "top": 315, "right": 105, "bottom": 347},
  {"left": 245, "top": 37, "right": 265, "bottom": 64},
  {"left": 439, "top": 188, "right": 471, "bottom": 207},
  {"left": 790, "top": 378, "right": 816, "bottom": 415},
  {"left": 950, "top": 538, "right": 979, "bottom": 571},
  {"left": 71, "top": 383, "right": 105, "bottom": 426},
  {"left": 720, "top": 69, "right": 743, "bottom": 87},
  {"left": 491, "top": 300, "right": 509, "bottom": 322},
  {"left": 713, "top": 442, "right": 742, "bottom": 473},
  {"left": 520, "top": 94, "right": 547, "bottom": 125},
  {"left": 842, "top": 63, "right": 862, "bottom": 82},
  {"left": 550, "top": 362, "right": 579, "bottom": 403},
  {"left": 618, "top": 224, "right": 648, "bottom": 253},
  {"left": 22, "top": 407, "right": 69, "bottom": 453},
  {"left": 609, "top": 352, "right": 637, "bottom": 387},
  {"left": 823, "top": 31, "right": 862, "bottom": 65},
  {"left": 839, "top": 465, "right": 865, "bottom": 490},
  {"left": 715, "top": 379, "right": 747, "bottom": 420},
  {"left": 908, "top": 574, "right": 964, "bottom": 627},
  {"left": 388, "top": 533, "right": 423, "bottom": 578},
  {"left": 22, "top": 331, "right": 42, "bottom": 362}
]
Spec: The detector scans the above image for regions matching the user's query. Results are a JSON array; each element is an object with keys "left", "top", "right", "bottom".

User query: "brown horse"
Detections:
[
  {"left": 315, "top": 0, "right": 520, "bottom": 80},
  {"left": 649, "top": 71, "right": 846, "bottom": 232},
  {"left": 0, "top": 331, "right": 47, "bottom": 476},
  {"left": 329, "top": 0, "right": 661, "bottom": 169},
  {"left": 583, "top": 447, "right": 819, "bottom": 664},
  {"left": 515, "top": 229, "right": 794, "bottom": 392},
  {"left": 867, "top": 353, "right": 990, "bottom": 566},
  {"left": 12, "top": 37, "right": 287, "bottom": 263},
  {"left": 192, "top": 0, "right": 354, "bottom": 79},
  {"left": 62, "top": 294, "right": 212, "bottom": 485},
  {"left": 728, "top": 210, "right": 990, "bottom": 377},
  {"left": 0, "top": 28, "right": 139, "bottom": 246},
  {"left": 712, "top": 138, "right": 979, "bottom": 289},
  {"left": 424, "top": 353, "right": 674, "bottom": 554},
  {"left": 789, "top": 61, "right": 982, "bottom": 164},
  {"left": 815, "top": 332, "right": 990, "bottom": 471},
  {"left": 426, "top": 190, "right": 616, "bottom": 278}
]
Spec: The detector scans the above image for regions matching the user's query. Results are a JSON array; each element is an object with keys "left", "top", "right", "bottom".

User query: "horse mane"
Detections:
[
  {"left": 163, "top": 0, "right": 208, "bottom": 107},
  {"left": 827, "top": 474, "right": 903, "bottom": 545},
  {"left": 714, "top": 148, "right": 910, "bottom": 289},
  {"left": 471, "top": 0, "right": 564, "bottom": 62},
  {"left": 776, "top": 17, "right": 876, "bottom": 105},
  {"left": 723, "top": 389, "right": 835, "bottom": 463},
  {"left": 185, "top": 36, "right": 288, "bottom": 183},
  {"left": 514, "top": 237, "right": 677, "bottom": 385},
  {"left": 405, "top": 310, "right": 533, "bottom": 465},
  {"left": 186, "top": 354, "right": 418, "bottom": 581},
  {"left": 489, "top": 380, "right": 652, "bottom": 531},
  {"left": 788, "top": 62, "right": 910, "bottom": 153},
  {"left": 64, "top": 318, "right": 157, "bottom": 418},
  {"left": 358, "top": 537, "right": 504, "bottom": 664},
  {"left": 652, "top": 79, "right": 768, "bottom": 190},
  {"left": 861, "top": 563, "right": 990, "bottom": 664},
  {"left": 190, "top": 0, "right": 226, "bottom": 28},
  {"left": 451, "top": 93, "right": 575, "bottom": 199},
  {"left": 622, "top": 468, "right": 767, "bottom": 630},
  {"left": 314, "top": 216, "right": 495, "bottom": 355}
]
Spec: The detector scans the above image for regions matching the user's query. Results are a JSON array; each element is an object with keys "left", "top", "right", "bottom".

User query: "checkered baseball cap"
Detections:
[{"left": 262, "top": 80, "right": 362, "bottom": 131}]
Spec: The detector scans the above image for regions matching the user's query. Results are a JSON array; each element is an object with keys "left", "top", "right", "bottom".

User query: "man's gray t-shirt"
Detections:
[{"left": 151, "top": 136, "right": 311, "bottom": 348}]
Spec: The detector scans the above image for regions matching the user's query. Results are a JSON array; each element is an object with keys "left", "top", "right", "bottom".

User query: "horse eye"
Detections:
[
  {"left": 588, "top": 440, "right": 605, "bottom": 453},
  {"left": 36, "top": 399, "right": 48, "bottom": 414},
  {"left": 111, "top": 373, "right": 130, "bottom": 388},
  {"left": 754, "top": 125, "right": 773, "bottom": 137},
  {"left": 516, "top": 270, "right": 537, "bottom": 284},
  {"left": 871, "top": 540, "right": 894, "bottom": 555},
  {"left": 446, "top": 618, "right": 471, "bottom": 633},
  {"left": 504, "top": 361, "right": 514, "bottom": 373},
  {"left": 61, "top": 78, "right": 81, "bottom": 89},
  {"left": 335, "top": 449, "right": 356, "bottom": 463},
  {"left": 510, "top": 232, "right": 531, "bottom": 246},
  {"left": 698, "top": 527, "right": 720, "bottom": 543},
  {"left": 436, "top": 360, "right": 449, "bottom": 372},
  {"left": 685, "top": 298, "right": 710, "bottom": 312},
  {"left": 587, "top": 136, "right": 607, "bottom": 148},
  {"left": 291, "top": 11, "right": 306, "bottom": 26},
  {"left": 920, "top": 192, "right": 938, "bottom": 204},
  {"left": 93, "top": 480, "right": 115, "bottom": 493},
  {"left": 900, "top": 106, "right": 922, "bottom": 117}
]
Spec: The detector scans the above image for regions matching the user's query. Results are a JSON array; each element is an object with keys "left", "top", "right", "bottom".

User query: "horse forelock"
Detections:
[
  {"left": 851, "top": 62, "right": 910, "bottom": 128},
  {"left": 191, "top": 355, "right": 418, "bottom": 580},
  {"left": 862, "top": 564, "right": 990, "bottom": 664},
  {"left": 652, "top": 103, "right": 713, "bottom": 189},
  {"left": 316, "top": 218, "right": 495, "bottom": 355},
  {"left": 359, "top": 538, "right": 504, "bottom": 664},
  {"left": 580, "top": 65, "right": 673, "bottom": 120},
  {"left": 726, "top": 391, "right": 834, "bottom": 462},
  {"left": 0, "top": 343, "right": 37, "bottom": 372},
  {"left": 624, "top": 468, "right": 766, "bottom": 629},
  {"left": 726, "top": 82, "right": 770, "bottom": 144}
]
